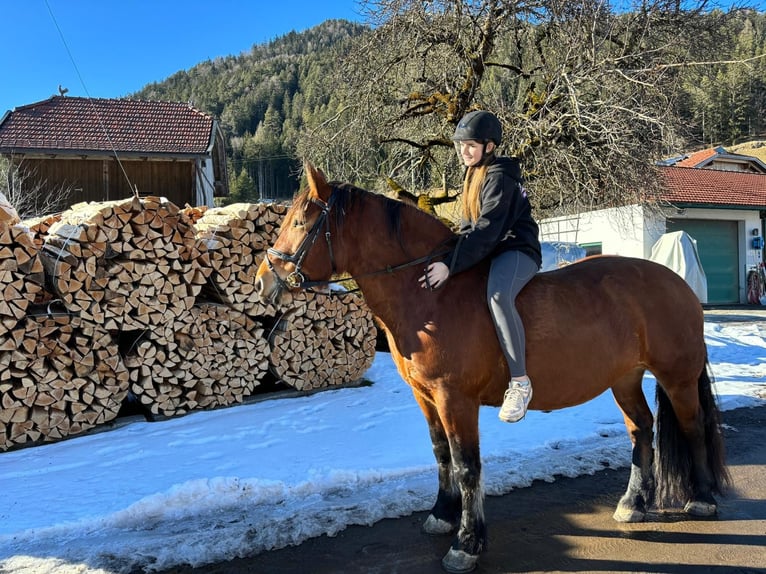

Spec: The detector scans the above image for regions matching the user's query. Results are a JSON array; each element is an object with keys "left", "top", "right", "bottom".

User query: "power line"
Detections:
[{"left": 44, "top": 0, "right": 137, "bottom": 196}]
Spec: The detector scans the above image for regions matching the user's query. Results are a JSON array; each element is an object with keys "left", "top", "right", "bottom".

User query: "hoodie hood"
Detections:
[{"left": 487, "top": 156, "right": 523, "bottom": 183}]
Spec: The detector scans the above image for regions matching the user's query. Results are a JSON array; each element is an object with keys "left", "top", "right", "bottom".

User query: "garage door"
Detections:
[{"left": 666, "top": 219, "right": 739, "bottom": 304}]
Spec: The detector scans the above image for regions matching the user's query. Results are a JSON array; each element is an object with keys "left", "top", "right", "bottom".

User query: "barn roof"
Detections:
[
  {"left": 661, "top": 166, "right": 766, "bottom": 208},
  {"left": 0, "top": 96, "right": 216, "bottom": 156}
]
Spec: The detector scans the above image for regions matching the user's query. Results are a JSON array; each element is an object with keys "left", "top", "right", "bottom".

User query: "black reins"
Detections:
[{"left": 264, "top": 187, "right": 453, "bottom": 298}]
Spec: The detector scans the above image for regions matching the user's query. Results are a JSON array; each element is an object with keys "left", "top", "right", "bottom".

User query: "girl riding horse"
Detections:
[{"left": 256, "top": 162, "right": 729, "bottom": 573}]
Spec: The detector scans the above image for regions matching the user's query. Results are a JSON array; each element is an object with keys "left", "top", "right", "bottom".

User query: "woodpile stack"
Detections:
[
  {"left": 194, "top": 202, "right": 288, "bottom": 317},
  {"left": 20, "top": 215, "right": 61, "bottom": 305},
  {"left": 0, "top": 307, "right": 129, "bottom": 450},
  {"left": 0, "top": 195, "right": 378, "bottom": 451},
  {"left": 21, "top": 213, "right": 62, "bottom": 249},
  {"left": 124, "top": 303, "right": 269, "bottom": 418},
  {"left": 0, "top": 223, "right": 47, "bottom": 335},
  {"left": 39, "top": 196, "right": 210, "bottom": 335},
  {"left": 268, "top": 291, "right": 376, "bottom": 391}
]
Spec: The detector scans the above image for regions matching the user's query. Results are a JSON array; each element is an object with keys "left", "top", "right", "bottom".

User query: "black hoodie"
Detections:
[{"left": 446, "top": 156, "right": 542, "bottom": 275}]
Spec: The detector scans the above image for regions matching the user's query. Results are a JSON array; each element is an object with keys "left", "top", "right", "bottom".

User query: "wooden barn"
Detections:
[{"left": 0, "top": 96, "right": 229, "bottom": 213}]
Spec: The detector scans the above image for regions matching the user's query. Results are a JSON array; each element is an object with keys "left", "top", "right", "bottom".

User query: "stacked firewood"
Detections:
[
  {"left": 0, "top": 307, "right": 129, "bottom": 450},
  {"left": 1, "top": 194, "right": 378, "bottom": 450},
  {"left": 20, "top": 215, "right": 62, "bottom": 305},
  {"left": 124, "top": 303, "right": 269, "bottom": 418},
  {"left": 268, "top": 291, "right": 377, "bottom": 391},
  {"left": 194, "top": 202, "right": 288, "bottom": 317},
  {"left": 39, "top": 196, "right": 210, "bottom": 335},
  {"left": 21, "top": 213, "right": 62, "bottom": 249},
  {"left": 0, "top": 223, "right": 47, "bottom": 335}
]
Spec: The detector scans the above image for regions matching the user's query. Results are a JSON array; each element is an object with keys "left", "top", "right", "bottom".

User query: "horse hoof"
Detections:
[
  {"left": 422, "top": 514, "right": 455, "bottom": 535},
  {"left": 684, "top": 500, "right": 717, "bottom": 517},
  {"left": 613, "top": 505, "right": 646, "bottom": 523},
  {"left": 442, "top": 548, "right": 479, "bottom": 573}
]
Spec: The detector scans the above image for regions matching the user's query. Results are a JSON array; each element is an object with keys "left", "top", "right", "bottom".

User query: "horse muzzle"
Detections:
[{"left": 255, "top": 261, "right": 284, "bottom": 305}]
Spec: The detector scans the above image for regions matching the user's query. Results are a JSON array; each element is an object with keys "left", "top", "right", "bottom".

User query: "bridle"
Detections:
[
  {"left": 265, "top": 191, "right": 338, "bottom": 296},
  {"left": 264, "top": 187, "right": 454, "bottom": 301}
]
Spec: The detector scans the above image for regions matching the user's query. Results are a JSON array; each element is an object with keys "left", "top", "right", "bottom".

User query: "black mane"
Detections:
[
  {"left": 329, "top": 181, "right": 453, "bottom": 249},
  {"left": 293, "top": 180, "right": 452, "bottom": 253}
]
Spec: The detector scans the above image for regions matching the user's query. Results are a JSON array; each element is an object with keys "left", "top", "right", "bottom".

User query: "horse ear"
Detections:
[{"left": 304, "top": 161, "right": 331, "bottom": 201}]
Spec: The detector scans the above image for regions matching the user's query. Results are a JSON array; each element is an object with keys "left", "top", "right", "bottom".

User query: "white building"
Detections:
[{"left": 539, "top": 147, "right": 766, "bottom": 305}]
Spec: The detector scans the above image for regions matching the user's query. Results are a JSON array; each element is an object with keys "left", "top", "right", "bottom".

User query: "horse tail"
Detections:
[{"left": 654, "top": 360, "right": 731, "bottom": 507}]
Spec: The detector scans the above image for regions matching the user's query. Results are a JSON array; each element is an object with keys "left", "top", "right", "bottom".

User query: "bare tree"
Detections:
[
  {"left": 0, "top": 157, "right": 72, "bottom": 219},
  {"left": 298, "top": 0, "right": 741, "bottom": 218}
]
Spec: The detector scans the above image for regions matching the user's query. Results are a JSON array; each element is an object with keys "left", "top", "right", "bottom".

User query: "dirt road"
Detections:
[{"left": 162, "top": 402, "right": 766, "bottom": 574}]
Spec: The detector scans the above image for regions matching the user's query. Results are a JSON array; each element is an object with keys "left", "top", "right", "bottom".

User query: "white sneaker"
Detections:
[{"left": 498, "top": 379, "right": 532, "bottom": 423}]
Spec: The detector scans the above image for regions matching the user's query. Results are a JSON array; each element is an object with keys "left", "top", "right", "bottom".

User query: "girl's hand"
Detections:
[{"left": 419, "top": 262, "right": 449, "bottom": 290}]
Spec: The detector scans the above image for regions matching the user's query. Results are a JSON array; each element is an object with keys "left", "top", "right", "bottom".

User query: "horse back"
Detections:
[
  {"left": 517, "top": 256, "right": 706, "bottom": 409},
  {"left": 524, "top": 255, "right": 703, "bottom": 324}
]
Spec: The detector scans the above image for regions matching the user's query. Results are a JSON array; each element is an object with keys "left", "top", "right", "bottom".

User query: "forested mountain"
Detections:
[
  {"left": 678, "top": 9, "right": 766, "bottom": 148},
  {"left": 134, "top": 19, "right": 368, "bottom": 201},
  {"left": 132, "top": 8, "right": 766, "bottom": 210}
]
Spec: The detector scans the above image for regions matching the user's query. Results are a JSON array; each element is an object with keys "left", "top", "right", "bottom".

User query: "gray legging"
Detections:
[{"left": 487, "top": 250, "right": 539, "bottom": 378}]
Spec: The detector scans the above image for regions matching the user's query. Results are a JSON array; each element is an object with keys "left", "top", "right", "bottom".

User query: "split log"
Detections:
[
  {"left": 181, "top": 204, "right": 208, "bottom": 225},
  {"left": 124, "top": 303, "right": 270, "bottom": 418},
  {"left": 0, "top": 223, "right": 47, "bottom": 336},
  {"left": 267, "top": 291, "right": 377, "bottom": 391},
  {"left": 21, "top": 213, "right": 62, "bottom": 249},
  {"left": 174, "top": 303, "right": 270, "bottom": 411},
  {"left": 0, "top": 307, "right": 129, "bottom": 450},
  {"left": 195, "top": 202, "right": 289, "bottom": 318},
  {"left": 38, "top": 196, "right": 211, "bottom": 335}
]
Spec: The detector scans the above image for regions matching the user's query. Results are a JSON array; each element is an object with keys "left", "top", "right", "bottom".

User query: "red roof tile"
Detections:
[
  {"left": 661, "top": 166, "right": 766, "bottom": 207},
  {"left": 0, "top": 96, "right": 215, "bottom": 155}
]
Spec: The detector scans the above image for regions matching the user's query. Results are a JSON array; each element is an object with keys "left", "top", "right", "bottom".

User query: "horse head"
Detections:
[{"left": 255, "top": 162, "right": 340, "bottom": 305}]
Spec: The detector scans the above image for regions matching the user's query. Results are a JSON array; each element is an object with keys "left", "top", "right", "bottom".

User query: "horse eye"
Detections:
[{"left": 293, "top": 220, "right": 306, "bottom": 228}]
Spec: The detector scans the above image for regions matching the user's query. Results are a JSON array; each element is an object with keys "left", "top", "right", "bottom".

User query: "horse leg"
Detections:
[
  {"left": 611, "top": 370, "right": 656, "bottom": 523},
  {"left": 439, "top": 404, "right": 486, "bottom": 574},
  {"left": 412, "top": 392, "right": 461, "bottom": 535},
  {"left": 655, "top": 368, "right": 730, "bottom": 516}
]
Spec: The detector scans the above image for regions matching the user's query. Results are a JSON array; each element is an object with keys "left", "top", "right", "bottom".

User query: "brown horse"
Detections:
[{"left": 255, "top": 163, "right": 730, "bottom": 573}]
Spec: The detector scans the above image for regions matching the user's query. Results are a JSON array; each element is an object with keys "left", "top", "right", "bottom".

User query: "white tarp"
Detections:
[
  {"left": 649, "top": 230, "right": 708, "bottom": 303},
  {"left": 540, "top": 241, "right": 586, "bottom": 272}
]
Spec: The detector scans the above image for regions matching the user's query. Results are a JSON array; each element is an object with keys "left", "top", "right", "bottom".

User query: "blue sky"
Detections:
[
  {"left": 1, "top": 0, "right": 364, "bottom": 114},
  {"left": 2, "top": 1, "right": 754, "bottom": 115}
]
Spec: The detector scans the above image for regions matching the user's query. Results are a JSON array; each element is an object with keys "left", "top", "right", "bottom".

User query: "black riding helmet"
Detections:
[{"left": 452, "top": 110, "right": 503, "bottom": 145}]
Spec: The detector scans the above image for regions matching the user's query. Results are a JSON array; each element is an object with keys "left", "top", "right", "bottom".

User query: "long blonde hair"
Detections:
[{"left": 461, "top": 164, "right": 490, "bottom": 223}]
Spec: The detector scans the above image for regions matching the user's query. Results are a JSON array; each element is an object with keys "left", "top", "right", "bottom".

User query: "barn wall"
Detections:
[
  {"left": 109, "top": 160, "right": 195, "bottom": 207},
  {"left": 12, "top": 157, "right": 197, "bottom": 212},
  {"left": 13, "top": 157, "right": 103, "bottom": 212}
]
